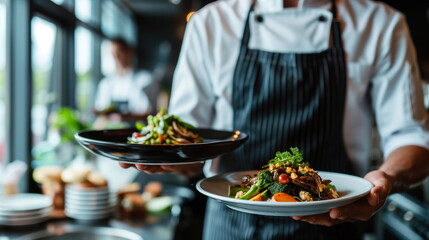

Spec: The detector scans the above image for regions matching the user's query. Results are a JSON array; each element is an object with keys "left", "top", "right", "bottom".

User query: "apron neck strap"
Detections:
[
  {"left": 239, "top": 2, "right": 254, "bottom": 50},
  {"left": 331, "top": 0, "right": 338, "bottom": 20}
]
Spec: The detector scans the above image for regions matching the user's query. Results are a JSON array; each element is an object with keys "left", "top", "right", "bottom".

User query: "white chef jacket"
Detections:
[
  {"left": 94, "top": 70, "right": 158, "bottom": 115},
  {"left": 169, "top": 0, "right": 429, "bottom": 176}
]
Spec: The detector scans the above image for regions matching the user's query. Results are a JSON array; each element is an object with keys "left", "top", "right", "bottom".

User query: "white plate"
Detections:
[
  {"left": 66, "top": 186, "right": 111, "bottom": 195},
  {"left": 197, "top": 170, "right": 373, "bottom": 216},
  {"left": 65, "top": 191, "right": 111, "bottom": 196},
  {"left": 65, "top": 192, "right": 116, "bottom": 201},
  {"left": 65, "top": 197, "right": 116, "bottom": 205},
  {"left": 65, "top": 194, "right": 117, "bottom": 204},
  {"left": 0, "top": 207, "right": 52, "bottom": 217},
  {"left": 0, "top": 211, "right": 50, "bottom": 223},
  {"left": 0, "top": 215, "right": 50, "bottom": 226},
  {"left": 65, "top": 200, "right": 117, "bottom": 211},
  {"left": 65, "top": 208, "right": 114, "bottom": 220},
  {"left": 65, "top": 206, "right": 115, "bottom": 215},
  {"left": 0, "top": 209, "right": 51, "bottom": 221},
  {"left": 0, "top": 194, "right": 52, "bottom": 212},
  {"left": 65, "top": 199, "right": 118, "bottom": 209}
]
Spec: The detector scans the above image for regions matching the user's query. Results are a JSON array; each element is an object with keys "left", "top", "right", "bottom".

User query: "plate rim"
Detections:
[
  {"left": 0, "top": 193, "right": 53, "bottom": 212},
  {"left": 75, "top": 128, "right": 248, "bottom": 148},
  {"left": 196, "top": 170, "right": 373, "bottom": 207},
  {"left": 74, "top": 128, "right": 249, "bottom": 164},
  {"left": 0, "top": 215, "right": 50, "bottom": 226}
]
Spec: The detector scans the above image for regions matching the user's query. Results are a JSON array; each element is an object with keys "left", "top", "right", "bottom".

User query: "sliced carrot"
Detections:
[
  {"left": 249, "top": 192, "right": 264, "bottom": 201},
  {"left": 158, "top": 134, "right": 168, "bottom": 144},
  {"left": 272, "top": 192, "right": 297, "bottom": 202}
]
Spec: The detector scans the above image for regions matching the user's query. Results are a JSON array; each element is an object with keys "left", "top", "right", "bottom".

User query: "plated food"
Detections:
[
  {"left": 197, "top": 165, "right": 373, "bottom": 216},
  {"left": 75, "top": 106, "right": 247, "bottom": 164},
  {"left": 75, "top": 127, "right": 248, "bottom": 164},
  {"left": 229, "top": 148, "right": 339, "bottom": 202},
  {"left": 127, "top": 108, "right": 203, "bottom": 145}
]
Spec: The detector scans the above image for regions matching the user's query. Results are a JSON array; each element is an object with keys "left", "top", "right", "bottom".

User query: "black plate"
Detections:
[{"left": 75, "top": 128, "right": 248, "bottom": 165}]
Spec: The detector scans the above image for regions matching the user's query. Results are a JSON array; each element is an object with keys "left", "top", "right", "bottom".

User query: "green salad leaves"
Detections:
[{"left": 128, "top": 108, "right": 202, "bottom": 145}]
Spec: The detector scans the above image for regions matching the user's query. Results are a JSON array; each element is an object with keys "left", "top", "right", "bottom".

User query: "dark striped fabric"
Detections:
[
  {"left": 204, "top": 198, "right": 364, "bottom": 240},
  {"left": 204, "top": 0, "right": 360, "bottom": 239}
]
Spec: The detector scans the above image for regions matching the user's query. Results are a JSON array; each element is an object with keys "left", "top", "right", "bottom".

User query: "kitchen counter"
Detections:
[
  {"left": 0, "top": 172, "right": 207, "bottom": 240},
  {"left": 0, "top": 212, "right": 178, "bottom": 240},
  {"left": 0, "top": 184, "right": 207, "bottom": 240}
]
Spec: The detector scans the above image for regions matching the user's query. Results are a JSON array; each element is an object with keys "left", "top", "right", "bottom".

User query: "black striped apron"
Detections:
[{"left": 204, "top": 1, "right": 362, "bottom": 239}]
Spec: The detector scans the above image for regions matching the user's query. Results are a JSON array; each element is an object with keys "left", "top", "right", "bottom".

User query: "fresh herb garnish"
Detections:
[{"left": 263, "top": 147, "right": 307, "bottom": 168}]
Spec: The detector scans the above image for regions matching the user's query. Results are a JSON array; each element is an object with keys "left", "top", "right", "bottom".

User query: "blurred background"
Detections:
[
  {"left": 0, "top": 0, "right": 428, "bottom": 240},
  {"left": 0, "top": 0, "right": 219, "bottom": 189}
]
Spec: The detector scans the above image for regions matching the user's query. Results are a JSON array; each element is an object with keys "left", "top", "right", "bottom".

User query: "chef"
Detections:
[
  {"left": 121, "top": 0, "right": 429, "bottom": 239},
  {"left": 94, "top": 38, "right": 158, "bottom": 123}
]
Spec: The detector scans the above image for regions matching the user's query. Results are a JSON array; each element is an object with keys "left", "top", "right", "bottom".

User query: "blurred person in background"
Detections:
[{"left": 93, "top": 37, "right": 159, "bottom": 126}]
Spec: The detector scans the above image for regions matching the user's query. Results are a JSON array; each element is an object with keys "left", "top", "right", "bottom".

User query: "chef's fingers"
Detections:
[
  {"left": 161, "top": 163, "right": 203, "bottom": 177},
  {"left": 291, "top": 213, "right": 351, "bottom": 227},
  {"left": 293, "top": 194, "right": 375, "bottom": 225},
  {"left": 119, "top": 163, "right": 135, "bottom": 169},
  {"left": 330, "top": 170, "right": 391, "bottom": 221},
  {"left": 329, "top": 198, "right": 375, "bottom": 221},
  {"left": 368, "top": 185, "right": 384, "bottom": 207},
  {"left": 134, "top": 165, "right": 169, "bottom": 174},
  {"left": 292, "top": 200, "right": 371, "bottom": 226},
  {"left": 121, "top": 162, "right": 203, "bottom": 176},
  {"left": 363, "top": 170, "right": 392, "bottom": 207}
]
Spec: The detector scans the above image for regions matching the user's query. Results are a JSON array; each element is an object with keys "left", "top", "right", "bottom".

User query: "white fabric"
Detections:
[
  {"left": 94, "top": 70, "right": 157, "bottom": 115},
  {"left": 249, "top": 9, "right": 333, "bottom": 53},
  {"left": 169, "top": 0, "right": 429, "bottom": 177}
]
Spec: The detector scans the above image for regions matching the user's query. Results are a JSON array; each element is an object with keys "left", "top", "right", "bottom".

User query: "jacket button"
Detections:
[
  {"left": 255, "top": 15, "right": 264, "bottom": 23},
  {"left": 318, "top": 15, "right": 327, "bottom": 22}
]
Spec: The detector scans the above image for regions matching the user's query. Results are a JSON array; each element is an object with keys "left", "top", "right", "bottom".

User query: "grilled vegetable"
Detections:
[
  {"left": 272, "top": 192, "right": 297, "bottom": 202},
  {"left": 239, "top": 170, "right": 273, "bottom": 200},
  {"left": 230, "top": 147, "right": 340, "bottom": 202}
]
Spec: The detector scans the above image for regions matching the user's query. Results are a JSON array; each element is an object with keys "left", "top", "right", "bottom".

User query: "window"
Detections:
[
  {"left": 0, "top": 0, "right": 6, "bottom": 166},
  {"left": 101, "top": 1, "right": 118, "bottom": 38},
  {"left": 75, "top": 0, "right": 95, "bottom": 24},
  {"left": 101, "top": 38, "right": 115, "bottom": 77},
  {"left": 102, "top": 1, "right": 136, "bottom": 46},
  {"left": 6, "top": 0, "right": 140, "bottom": 192},
  {"left": 75, "top": 26, "right": 94, "bottom": 121},
  {"left": 50, "top": 0, "right": 73, "bottom": 11},
  {"left": 31, "top": 16, "right": 58, "bottom": 146}
]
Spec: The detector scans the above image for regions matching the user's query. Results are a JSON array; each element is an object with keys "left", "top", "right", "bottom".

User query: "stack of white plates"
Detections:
[
  {"left": 0, "top": 193, "right": 52, "bottom": 226},
  {"left": 65, "top": 185, "right": 117, "bottom": 221}
]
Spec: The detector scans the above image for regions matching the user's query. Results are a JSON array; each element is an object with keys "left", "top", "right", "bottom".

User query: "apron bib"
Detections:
[
  {"left": 204, "top": 0, "right": 361, "bottom": 239},
  {"left": 109, "top": 72, "right": 136, "bottom": 115},
  {"left": 111, "top": 100, "right": 129, "bottom": 114}
]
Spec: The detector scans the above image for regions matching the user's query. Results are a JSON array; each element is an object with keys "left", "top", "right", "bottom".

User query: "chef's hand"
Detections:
[
  {"left": 291, "top": 170, "right": 392, "bottom": 226},
  {"left": 118, "top": 162, "right": 204, "bottom": 177}
]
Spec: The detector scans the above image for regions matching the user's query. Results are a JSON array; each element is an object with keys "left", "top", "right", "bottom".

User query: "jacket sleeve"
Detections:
[
  {"left": 168, "top": 12, "right": 216, "bottom": 127},
  {"left": 371, "top": 12, "right": 429, "bottom": 159}
]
